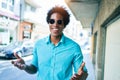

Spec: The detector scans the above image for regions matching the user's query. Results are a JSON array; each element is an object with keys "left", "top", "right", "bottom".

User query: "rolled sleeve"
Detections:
[
  {"left": 73, "top": 45, "right": 87, "bottom": 73},
  {"left": 31, "top": 46, "right": 38, "bottom": 68}
]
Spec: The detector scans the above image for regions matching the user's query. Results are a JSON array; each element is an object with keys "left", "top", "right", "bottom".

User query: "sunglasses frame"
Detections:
[{"left": 49, "top": 19, "right": 63, "bottom": 25}]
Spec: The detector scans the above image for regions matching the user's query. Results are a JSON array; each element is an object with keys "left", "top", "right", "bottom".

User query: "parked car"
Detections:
[
  {"left": 20, "top": 40, "right": 34, "bottom": 56},
  {"left": 0, "top": 40, "right": 34, "bottom": 59},
  {"left": 0, "top": 46, "right": 4, "bottom": 53},
  {"left": 0, "top": 44, "right": 7, "bottom": 53}
]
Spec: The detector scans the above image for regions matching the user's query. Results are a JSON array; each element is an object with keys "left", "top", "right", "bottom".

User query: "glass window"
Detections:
[
  {"left": 24, "top": 25, "right": 31, "bottom": 30},
  {"left": 9, "top": 5, "right": 13, "bottom": 11},
  {"left": 23, "top": 31, "right": 31, "bottom": 39},
  {"left": 1, "top": 2, "right": 7, "bottom": 9}
]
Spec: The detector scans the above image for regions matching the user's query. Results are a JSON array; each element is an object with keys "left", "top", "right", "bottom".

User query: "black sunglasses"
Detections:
[{"left": 49, "top": 19, "right": 63, "bottom": 25}]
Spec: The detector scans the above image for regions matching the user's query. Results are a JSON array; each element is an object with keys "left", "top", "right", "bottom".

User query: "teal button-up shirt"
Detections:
[{"left": 32, "top": 34, "right": 87, "bottom": 80}]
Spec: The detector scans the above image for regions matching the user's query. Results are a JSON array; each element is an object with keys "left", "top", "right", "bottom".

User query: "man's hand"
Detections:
[
  {"left": 70, "top": 62, "right": 88, "bottom": 80},
  {"left": 11, "top": 52, "right": 26, "bottom": 70}
]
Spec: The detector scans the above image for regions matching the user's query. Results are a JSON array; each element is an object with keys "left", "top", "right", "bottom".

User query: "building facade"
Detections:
[
  {"left": 92, "top": 0, "right": 120, "bottom": 80},
  {"left": 0, "top": 0, "right": 20, "bottom": 45},
  {"left": 0, "top": 0, "right": 37, "bottom": 46}
]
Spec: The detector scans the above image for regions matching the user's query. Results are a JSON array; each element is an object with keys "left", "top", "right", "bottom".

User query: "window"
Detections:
[
  {"left": 25, "top": 4, "right": 36, "bottom": 12},
  {"left": 8, "top": 0, "right": 14, "bottom": 11},
  {"left": 24, "top": 25, "right": 31, "bottom": 30},
  {"left": 1, "top": 0, "right": 14, "bottom": 12},
  {"left": 31, "top": 7, "right": 36, "bottom": 12},
  {"left": 23, "top": 31, "right": 31, "bottom": 39},
  {"left": 1, "top": 2, "right": 7, "bottom": 8}
]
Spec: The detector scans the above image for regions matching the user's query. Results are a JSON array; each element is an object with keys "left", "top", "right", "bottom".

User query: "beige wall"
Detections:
[
  {"left": 92, "top": 0, "right": 120, "bottom": 80},
  {"left": 93, "top": 0, "right": 120, "bottom": 32},
  {"left": 19, "top": 22, "right": 33, "bottom": 41}
]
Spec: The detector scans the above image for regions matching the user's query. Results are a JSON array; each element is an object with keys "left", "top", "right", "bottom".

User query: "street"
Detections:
[
  {"left": 0, "top": 55, "right": 37, "bottom": 80},
  {"left": 0, "top": 53, "right": 95, "bottom": 80}
]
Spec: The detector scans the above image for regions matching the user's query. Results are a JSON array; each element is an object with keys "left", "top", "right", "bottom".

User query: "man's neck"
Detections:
[{"left": 50, "top": 34, "right": 62, "bottom": 45}]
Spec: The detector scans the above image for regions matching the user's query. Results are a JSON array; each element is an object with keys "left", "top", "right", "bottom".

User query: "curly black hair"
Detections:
[{"left": 46, "top": 6, "right": 70, "bottom": 27}]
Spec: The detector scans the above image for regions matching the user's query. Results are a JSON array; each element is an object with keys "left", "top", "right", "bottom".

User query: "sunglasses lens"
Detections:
[
  {"left": 57, "top": 20, "right": 62, "bottom": 25},
  {"left": 49, "top": 19, "right": 63, "bottom": 25},
  {"left": 49, "top": 19, "right": 55, "bottom": 24}
]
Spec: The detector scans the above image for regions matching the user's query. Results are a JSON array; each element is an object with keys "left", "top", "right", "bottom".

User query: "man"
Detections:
[{"left": 12, "top": 6, "right": 88, "bottom": 80}]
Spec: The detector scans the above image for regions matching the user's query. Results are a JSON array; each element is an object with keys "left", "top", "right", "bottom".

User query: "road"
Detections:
[
  {"left": 0, "top": 53, "right": 95, "bottom": 80},
  {"left": 0, "top": 55, "right": 37, "bottom": 80},
  {"left": 83, "top": 53, "right": 95, "bottom": 80}
]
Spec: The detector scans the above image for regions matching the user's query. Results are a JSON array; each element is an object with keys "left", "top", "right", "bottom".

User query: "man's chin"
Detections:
[{"left": 51, "top": 34, "right": 61, "bottom": 37}]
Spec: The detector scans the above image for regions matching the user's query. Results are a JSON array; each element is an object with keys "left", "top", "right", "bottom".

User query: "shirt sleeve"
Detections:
[
  {"left": 31, "top": 45, "right": 38, "bottom": 68},
  {"left": 73, "top": 45, "right": 87, "bottom": 73}
]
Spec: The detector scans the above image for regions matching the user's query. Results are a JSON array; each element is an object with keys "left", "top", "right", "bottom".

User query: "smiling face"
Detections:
[{"left": 49, "top": 13, "right": 65, "bottom": 37}]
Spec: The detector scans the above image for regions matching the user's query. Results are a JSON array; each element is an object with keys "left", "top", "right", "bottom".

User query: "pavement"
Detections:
[{"left": 83, "top": 53, "right": 95, "bottom": 80}]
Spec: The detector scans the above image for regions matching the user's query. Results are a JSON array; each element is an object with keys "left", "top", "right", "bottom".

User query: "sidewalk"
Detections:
[{"left": 83, "top": 53, "right": 95, "bottom": 80}]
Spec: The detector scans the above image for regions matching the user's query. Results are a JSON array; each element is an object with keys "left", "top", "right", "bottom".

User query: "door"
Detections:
[{"left": 104, "top": 18, "right": 120, "bottom": 80}]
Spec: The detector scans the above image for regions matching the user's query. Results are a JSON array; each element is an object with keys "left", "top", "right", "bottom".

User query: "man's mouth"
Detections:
[{"left": 52, "top": 28, "right": 59, "bottom": 31}]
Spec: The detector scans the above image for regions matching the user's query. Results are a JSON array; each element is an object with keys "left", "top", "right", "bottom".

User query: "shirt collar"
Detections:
[{"left": 45, "top": 34, "right": 65, "bottom": 44}]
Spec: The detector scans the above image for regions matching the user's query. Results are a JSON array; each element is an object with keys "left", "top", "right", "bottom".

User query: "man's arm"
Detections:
[
  {"left": 71, "top": 62, "right": 88, "bottom": 80},
  {"left": 24, "top": 64, "right": 37, "bottom": 74}
]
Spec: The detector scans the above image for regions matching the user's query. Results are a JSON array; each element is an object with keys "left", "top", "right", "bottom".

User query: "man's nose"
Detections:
[{"left": 53, "top": 21, "right": 59, "bottom": 26}]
